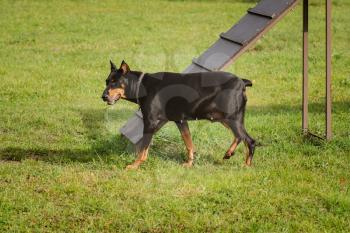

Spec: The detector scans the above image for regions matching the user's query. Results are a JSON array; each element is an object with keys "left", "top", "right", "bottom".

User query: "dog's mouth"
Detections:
[{"left": 106, "top": 94, "right": 121, "bottom": 105}]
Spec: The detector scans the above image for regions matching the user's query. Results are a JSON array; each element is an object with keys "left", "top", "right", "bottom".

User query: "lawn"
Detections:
[{"left": 0, "top": 0, "right": 349, "bottom": 232}]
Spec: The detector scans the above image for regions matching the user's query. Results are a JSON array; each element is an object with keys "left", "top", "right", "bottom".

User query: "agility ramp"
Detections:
[{"left": 120, "top": 0, "right": 299, "bottom": 145}]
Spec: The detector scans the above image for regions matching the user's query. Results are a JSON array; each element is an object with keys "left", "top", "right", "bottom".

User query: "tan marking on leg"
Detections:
[
  {"left": 126, "top": 146, "right": 150, "bottom": 170},
  {"left": 180, "top": 127, "right": 195, "bottom": 168},
  {"left": 227, "top": 138, "right": 240, "bottom": 155},
  {"left": 223, "top": 138, "right": 240, "bottom": 159},
  {"left": 244, "top": 142, "right": 252, "bottom": 166}
]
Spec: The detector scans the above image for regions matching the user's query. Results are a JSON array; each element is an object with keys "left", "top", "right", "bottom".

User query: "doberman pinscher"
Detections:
[{"left": 102, "top": 60, "right": 255, "bottom": 169}]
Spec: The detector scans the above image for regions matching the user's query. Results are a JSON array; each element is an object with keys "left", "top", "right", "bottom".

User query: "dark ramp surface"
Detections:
[{"left": 121, "top": 0, "right": 299, "bottom": 145}]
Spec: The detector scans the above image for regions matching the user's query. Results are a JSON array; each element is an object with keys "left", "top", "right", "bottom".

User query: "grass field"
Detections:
[{"left": 1, "top": 0, "right": 350, "bottom": 232}]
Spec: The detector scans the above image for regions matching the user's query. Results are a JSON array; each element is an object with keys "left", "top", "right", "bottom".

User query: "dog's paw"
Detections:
[
  {"left": 245, "top": 160, "right": 252, "bottom": 167},
  {"left": 223, "top": 152, "right": 234, "bottom": 160}
]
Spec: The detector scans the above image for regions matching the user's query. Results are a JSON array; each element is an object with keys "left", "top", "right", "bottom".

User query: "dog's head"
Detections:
[{"left": 102, "top": 60, "right": 130, "bottom": 105}]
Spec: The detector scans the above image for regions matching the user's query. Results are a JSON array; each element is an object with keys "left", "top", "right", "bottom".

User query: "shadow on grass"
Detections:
[
  {"left": 1, "top": 101, "right": 348, "bottom": 165},
  {"left": 0, "top": 107, "right": 134, "bottom": 165}
]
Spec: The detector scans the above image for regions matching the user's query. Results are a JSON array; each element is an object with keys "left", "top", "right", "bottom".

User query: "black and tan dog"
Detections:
[{"left": 102, "top": 60, "right": 255, "bottom": 169}]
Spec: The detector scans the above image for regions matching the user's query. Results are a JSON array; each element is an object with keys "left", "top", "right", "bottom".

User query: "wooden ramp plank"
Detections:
[
  {"left": 183, "top": 63, "right": 209, "bottom": 73},
  {"left": 193, "top": 39, "right": 242, "bottom": 71},
  {"left": 249, "top": 0, "right": 297, "bottom": 18},
  {"left": 221, "top": 13, "right": 271, "bottom": 46}
]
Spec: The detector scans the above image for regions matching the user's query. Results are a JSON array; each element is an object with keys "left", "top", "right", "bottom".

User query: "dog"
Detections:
[{"left": 102, "top": 60, "right": 255, "bottom": 169}]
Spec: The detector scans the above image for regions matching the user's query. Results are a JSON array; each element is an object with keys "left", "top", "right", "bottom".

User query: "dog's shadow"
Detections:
[{"left": 0, "top": 107, "right": 131, "bottom": 165}]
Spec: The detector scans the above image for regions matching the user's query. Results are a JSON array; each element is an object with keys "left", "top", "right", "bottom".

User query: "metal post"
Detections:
[
  {"left": 302, "top": 0, "right": 309, "bottom": 134},
  {"left": 326, "top": 0, "right": 332, "bottom": 140}
]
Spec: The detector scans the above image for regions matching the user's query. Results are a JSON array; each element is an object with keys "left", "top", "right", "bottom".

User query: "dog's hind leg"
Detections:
[
  {"left": 221, "top": 121, "right": 241, "bottom": 159},
  {"left": 126, "top": 120, "right": 167, "bottom": 170},
  {"left": 236, "top": 122, "right": 255, "bottom": 166},
  {"left": 222, "top": 119, "right": 255, "bottom": 166},
  {"left": 176, "top": 121, "right": 195, "bottom": 168}
]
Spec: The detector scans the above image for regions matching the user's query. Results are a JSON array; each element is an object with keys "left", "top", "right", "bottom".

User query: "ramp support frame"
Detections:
[{"left": 302, "top": 0, "right": 332, "bottom": 140}]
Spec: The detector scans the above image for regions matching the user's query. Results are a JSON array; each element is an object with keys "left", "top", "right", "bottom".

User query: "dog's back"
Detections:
[
  {"left": 143, "top": 71, "right": 249, "bottom": 121},
  {"left": 149, "top": 71, "right": 244, "bottom": 89}
]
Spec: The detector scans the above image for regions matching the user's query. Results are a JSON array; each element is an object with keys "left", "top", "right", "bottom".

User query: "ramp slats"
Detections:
[
  {"left": 188, "top": 39, "right": 242, "bottom": 72},
  {"left": 221, "top": 14, "right": 270, "bottom": 46},
  {"left": 249, "top": 0, "right": 296, "bottom": 19},
  {"left": 183, "top": 63, "right": 209, "bottom": 73},
  {"left": 191, "top": 59, "right": 213, "bottom": 71},
  {"left": 247, "top": 9, "right": 274, "bottom": 19},
  {"left": 220, "top": 33, "right": 244, "bottom": 45}
]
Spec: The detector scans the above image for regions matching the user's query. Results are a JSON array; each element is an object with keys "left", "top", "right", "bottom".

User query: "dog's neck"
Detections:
[{"left": 123, "top": 71, "right": 145, "bottom": 104}]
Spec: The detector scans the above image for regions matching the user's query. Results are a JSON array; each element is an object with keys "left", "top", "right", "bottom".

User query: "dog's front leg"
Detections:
[
  {"left": 126, "top": 119, "right": 167, "bottom": 170},
  {"left": 126, "top": 133, "right": 153, "bottom": 170}
]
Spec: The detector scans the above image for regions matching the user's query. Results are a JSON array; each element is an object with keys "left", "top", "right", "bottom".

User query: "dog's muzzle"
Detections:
[{"left": 102, "top": 94, "right": 120, "bottom": 105}]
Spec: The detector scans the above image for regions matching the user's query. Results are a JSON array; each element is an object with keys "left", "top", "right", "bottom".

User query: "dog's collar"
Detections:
[{"left": 136, "top": 72, "right": 145, "bottom": 105}]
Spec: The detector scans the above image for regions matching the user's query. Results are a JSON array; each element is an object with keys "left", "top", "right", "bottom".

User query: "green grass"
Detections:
[{"left": 1, "top": 0, "right": 350, "bottom": 232}]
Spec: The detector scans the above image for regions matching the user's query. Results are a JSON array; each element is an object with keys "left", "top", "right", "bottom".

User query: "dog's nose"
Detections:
[{"left": 102, "top": 94, "right": 108, "bottom": 101}]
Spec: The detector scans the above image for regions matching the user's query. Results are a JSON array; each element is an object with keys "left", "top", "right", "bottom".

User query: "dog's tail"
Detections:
[{"left": 242, "top": 79, "right": 253, "bottom": 87}]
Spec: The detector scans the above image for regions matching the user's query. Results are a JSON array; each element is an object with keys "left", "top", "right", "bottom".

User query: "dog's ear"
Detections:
[
  {"left": 120, "top": 60, "right": 130, "bottom": 74},
  {"left": 110, "top": 60, "right": 117, "bottom": 71}
]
